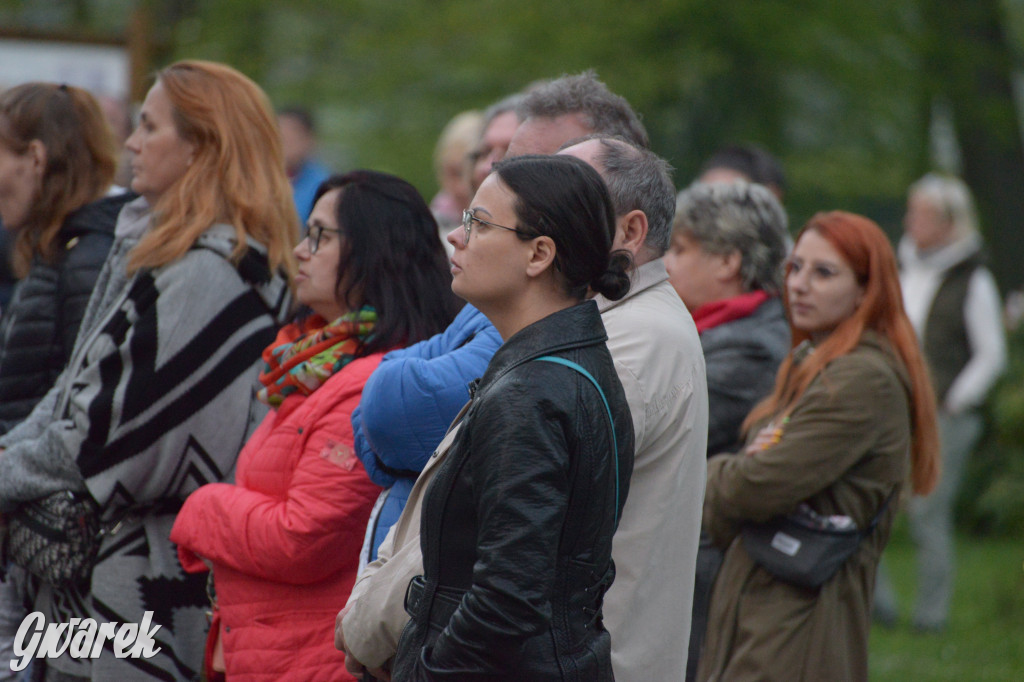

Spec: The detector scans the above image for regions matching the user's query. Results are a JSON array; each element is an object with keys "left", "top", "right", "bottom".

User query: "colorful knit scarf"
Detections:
[{"left": 256, "top": 307, "right": 377, "bottom": 407}]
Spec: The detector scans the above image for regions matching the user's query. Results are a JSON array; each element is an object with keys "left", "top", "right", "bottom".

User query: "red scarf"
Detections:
[{"left": 692, "top": 290, "right": 772, "bottom": 334}]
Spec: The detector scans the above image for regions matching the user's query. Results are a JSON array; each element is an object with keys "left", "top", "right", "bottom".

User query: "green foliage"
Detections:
[
  {"left": 9, "top": 0, "right": 1022, "bottom": 244},
  {"left": 150, "top": 0, "right": 933, "bottom": 225},
  {"left": 958, "top": 325, "right": 1024, "bottom": 536},
  {"left": 871, "top": 525, "right": 1024, "bottom": 680},
  {"left": 5, "top": 1, "right": 1022, "bottom": 247},
  {"left": 992, "top": 325, "right": 1024, "bottom": 445}
]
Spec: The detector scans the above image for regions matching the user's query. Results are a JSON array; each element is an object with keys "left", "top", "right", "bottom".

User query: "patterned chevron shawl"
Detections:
[{"left": 0, "top": 197, "right": 291, "bottom": 681}]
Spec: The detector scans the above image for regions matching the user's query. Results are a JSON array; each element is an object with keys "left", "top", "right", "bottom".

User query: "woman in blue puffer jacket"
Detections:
[{"left": 352, "top": 301, "right": 502, "bottom": 566}]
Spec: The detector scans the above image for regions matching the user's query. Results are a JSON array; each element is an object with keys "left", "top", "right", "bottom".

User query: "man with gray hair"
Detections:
[
  {"left": 506, "top": 71, "right": 650, "bottom": 156},
  {"left": 558, "top": 136, "right": 707, "bottom": 682},
  {"left": 665, "top": 181, "right": 791, "bottom": 681}
]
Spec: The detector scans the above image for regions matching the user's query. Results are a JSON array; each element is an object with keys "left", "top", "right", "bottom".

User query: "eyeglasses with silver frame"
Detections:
[{"left": 461, "top": 208, "right": 533, "bottom": 244}]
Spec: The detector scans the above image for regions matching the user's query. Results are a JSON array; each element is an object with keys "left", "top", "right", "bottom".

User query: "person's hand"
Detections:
[
  {"left": 343, "top": 650, "right": 365, "bottom": 678},
  {"left": 745, "top": 417, "right": 788, "bottom": 456},
  {"left": 342, "top": 644, "right": 392, "bottom": 681},
  {"left": 334, "top": 605, "right": 350, "bottom": 652},
  {"left": 370, "top": 665, "right": 392, "bottom": 681},
  {"left": 336, "top": 606, "right": 391, "bottom": 680}
]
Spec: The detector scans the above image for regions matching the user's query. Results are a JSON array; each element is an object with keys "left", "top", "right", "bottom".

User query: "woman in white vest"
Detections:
[{"left": 874, "top": 173, "right": 1006, "bottom": 632}]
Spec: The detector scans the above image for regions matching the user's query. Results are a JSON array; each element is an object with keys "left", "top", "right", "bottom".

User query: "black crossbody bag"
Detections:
[{"left": 741, "top": 491, "right": 895, "bottom": 590}]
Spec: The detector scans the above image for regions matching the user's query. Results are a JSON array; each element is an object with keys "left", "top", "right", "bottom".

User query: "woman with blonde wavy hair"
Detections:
[
  {"left": 0, "top": 60, "right": 295, "bottom": 682},
  {"left": 699, "top": 211, "right": 939, "bottom": 682}
]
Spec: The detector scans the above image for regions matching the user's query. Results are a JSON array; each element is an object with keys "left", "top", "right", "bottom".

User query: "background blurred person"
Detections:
[
  {"left": 667, "top": 181, "right": 791, "bottom": 681},
  {"left": 873, "top": 173, "right": 1006, "bottom": 632},
  {"left": 667, "top": 182, "right": 791, "bottom": 457},
  {"left": 279, "top": 105, "right": 331, "bottom": 224},
  {"left": 0, "top": 80, "right": 130, "bottom": 682},
  {"left": 697, "top": 144, "right": 787, "bottom": 201},
  {"left": 0, "top": 83, "right": 131, "bottom": 433},
  {"left": 700, "top": 212, "right": 939, "bottom": 682},
  {"left": 172, "top": 170, "right": 460, "bottom": 682},
  {"left": 467, "top": 93, "right": 523, "bottom": 194},
  {"left": 391, "top": 154, "right": 634, "bottom": 681},
  {"left": 96, "top": 93, "right": 134, "bottom": 189},
  {"left": 0, "top": 60, "right": 296, "bottom": 681},
  {"left": 429, "top": 109, "right": 483, "bottom": 245}
]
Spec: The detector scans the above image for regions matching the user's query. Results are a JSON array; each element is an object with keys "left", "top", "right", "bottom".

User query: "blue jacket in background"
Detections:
[
  {"left": 291, "top": 159, "right": 331, "bottom": 224},
  {"left": 352, "top": 303, "right": 502, "bottom": 562}
]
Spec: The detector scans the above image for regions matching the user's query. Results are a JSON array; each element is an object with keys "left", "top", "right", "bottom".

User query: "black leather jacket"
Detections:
[
  {"left": 394, "top": 301, "right": 634, "bottom": 682},
  {"left": 0, "top": 192, "right": 130, "bottom": 433}
]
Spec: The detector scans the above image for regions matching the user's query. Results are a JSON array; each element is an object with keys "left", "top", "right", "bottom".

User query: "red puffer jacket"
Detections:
[{"left": 171, "top": 353, "right": 383, "bottom": 682}]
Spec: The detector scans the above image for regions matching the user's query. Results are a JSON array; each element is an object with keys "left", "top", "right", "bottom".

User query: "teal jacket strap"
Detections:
[{"left": 534, "top": 355, "right": 620, "bottom": 527}]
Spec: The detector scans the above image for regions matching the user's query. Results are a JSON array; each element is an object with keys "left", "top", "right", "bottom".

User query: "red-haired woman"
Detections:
[{"left": 698, "top": 212, "right": 939, "bottom": 682}]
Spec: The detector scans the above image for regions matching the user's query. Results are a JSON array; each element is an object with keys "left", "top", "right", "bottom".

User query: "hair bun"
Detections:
[{"left": 590, "top": 249, "right": 633, "bottom": 301}]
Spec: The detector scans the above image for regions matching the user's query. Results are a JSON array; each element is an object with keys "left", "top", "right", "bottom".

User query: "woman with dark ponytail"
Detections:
[{"left": 391, "top": 154, "right": 634, "bottom": 681}]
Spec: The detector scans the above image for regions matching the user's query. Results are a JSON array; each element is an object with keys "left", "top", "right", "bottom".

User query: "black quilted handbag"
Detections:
[{"left": 6, "top": 490, "right": 101, "bottom": 589}]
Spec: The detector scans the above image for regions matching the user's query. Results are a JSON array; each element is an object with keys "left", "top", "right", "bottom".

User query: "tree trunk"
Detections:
[{"left": 923, "top": 0, "right": 1024, "bottom": 293}]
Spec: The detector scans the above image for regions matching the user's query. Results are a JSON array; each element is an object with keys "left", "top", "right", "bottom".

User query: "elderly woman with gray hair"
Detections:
[{"left": 663, "top": 181, "right": 791, "bottom": 681}]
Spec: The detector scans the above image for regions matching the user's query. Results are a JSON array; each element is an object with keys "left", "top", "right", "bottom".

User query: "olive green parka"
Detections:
[{"left": 700, "top": 332, "right": 913, "bottom": 682}]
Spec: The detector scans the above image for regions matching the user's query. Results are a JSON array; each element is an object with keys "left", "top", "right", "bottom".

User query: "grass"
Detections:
[{"left": 869, "top": 520, "right": 1024, "bottom": 681}]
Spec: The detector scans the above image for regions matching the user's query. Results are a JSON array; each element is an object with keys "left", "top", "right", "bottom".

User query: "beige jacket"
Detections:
[
  {"left": 595, "top": 259, "right": 709, "bottom": 682},
  {"left": 340, "top": 417, "right": 464, "bottom": 669},
  {"left": 341, "top": 261, "right": 709, "bottom": 681}
]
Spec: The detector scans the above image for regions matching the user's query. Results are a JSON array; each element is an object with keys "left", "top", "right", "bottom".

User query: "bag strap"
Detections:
[
  {"left": 864, "top": 489, "right": 898, "bottom": 535},
  {"left": 534, "top": 356, "right": 621, "bottom": 528}
]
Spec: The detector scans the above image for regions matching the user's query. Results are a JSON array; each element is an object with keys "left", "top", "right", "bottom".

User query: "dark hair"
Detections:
[
  {"left": 516, "top": 71, "right": 650, "bottom": 150},
  {"left": 492, "top": 154, "right": 631, "bottom": 301},
  {"left": 313, "top": 170, "right": 463, "bottom": 355},
  {"left": 699, "top": 144, "right": 786, "bottom": 197}
]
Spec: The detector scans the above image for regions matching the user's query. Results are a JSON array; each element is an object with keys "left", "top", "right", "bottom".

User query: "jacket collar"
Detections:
[
  {"left": 801, "top": 329, "right": 913, "bottom": 394},
  {"left": 858, "top": 329, "right": 912, "bottom": 393},
  {"left": 898, "top": 232, "right": 983, "bottom": 274},
  {"left": 593, "top": 259, "right": 669, "bottom": 314},
  {"left": 62, "top": 192, "right": 134, "bottom": 240},
  {"left": 114, "top": 195, "right": 153, "bottom": 240},
  {"left": 479, "top": 300, "right": 607, "bottom": 387}
]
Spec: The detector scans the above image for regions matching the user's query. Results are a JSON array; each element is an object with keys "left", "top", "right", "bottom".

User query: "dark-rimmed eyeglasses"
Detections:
[
  {"left": 461, "top": 209, "right": 534, "bottom": 244},
  {"left": 302, "top": 223, "right": 341, "bottom": 254}
]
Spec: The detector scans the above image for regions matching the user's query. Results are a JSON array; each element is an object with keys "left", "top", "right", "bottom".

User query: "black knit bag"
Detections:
[{"left": 6, "top": 490, "right": 101, "bottom": 589}]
